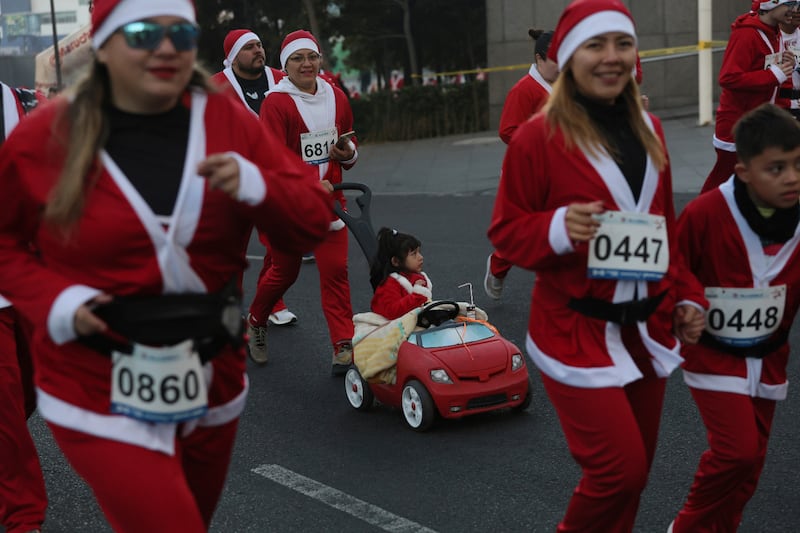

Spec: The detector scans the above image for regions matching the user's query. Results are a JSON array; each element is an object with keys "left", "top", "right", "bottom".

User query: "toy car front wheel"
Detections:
[
  {"left": 401, "top": 380, "right": 436, "bottom": 431},
  {"left": 344, "top": 367, "right": 373, "bottom": 411}
]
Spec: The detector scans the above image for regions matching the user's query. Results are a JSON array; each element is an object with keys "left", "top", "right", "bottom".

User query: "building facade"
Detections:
[
  {"left": 0, "top": 0, "right": 90, "bottom": 56},
  {"left": 487, "top": 0, "right": 744, "bottom": 125}
]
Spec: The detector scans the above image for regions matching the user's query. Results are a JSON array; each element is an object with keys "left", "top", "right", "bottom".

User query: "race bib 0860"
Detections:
[
  {"left": 110, "top": 340, "right": 208, "bottom": 423},
  {"left": 587, "top": 211, "right": 669, "bottom": 281}
]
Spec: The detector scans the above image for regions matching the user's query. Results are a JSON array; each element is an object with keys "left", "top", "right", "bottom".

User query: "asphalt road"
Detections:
[{"left": 25, "top": 192, "right": 800, "bottom": 533}]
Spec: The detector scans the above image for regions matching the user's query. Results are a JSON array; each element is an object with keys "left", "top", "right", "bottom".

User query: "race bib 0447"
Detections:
[{"left": 587, "top": 211, "right": 669, "bottom": 281}]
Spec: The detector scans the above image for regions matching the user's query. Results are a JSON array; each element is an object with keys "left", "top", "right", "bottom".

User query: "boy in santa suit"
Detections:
[
  {"left": 488, "top": 0, "right": 707, "bottom": 530},
  {"left": 0, "top": 81, "right": 47, "bottom": 533},
  {"left": 702, "top": 0, "right": 796, "bottom": 193},
  {"left": 671, "top": 103, "right": 800, "bottom": 532},
  {"left": 211, "top": 29, "right": 300, "bottom": 327},
  {"left": 248, "top": 29, "right": 358, "bottom": 375}
]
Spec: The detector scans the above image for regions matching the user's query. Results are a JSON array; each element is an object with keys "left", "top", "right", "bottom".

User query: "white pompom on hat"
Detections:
[
  {"left": 547, "top": 0, "right": 637, "bottom": 69},
  {"left": 279, "top": 29, "right": 321, "bottom": 69},
  {"left": 223, "top": 29, "right": 260, "bottom": 68},
  {"left": 91, "top": 0, "right": 196, "bottom": 49}
]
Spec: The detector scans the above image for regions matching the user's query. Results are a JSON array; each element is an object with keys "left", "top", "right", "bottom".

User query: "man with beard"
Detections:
[{"left": 212, "top": 29, "right": 284, "bottom": 116}]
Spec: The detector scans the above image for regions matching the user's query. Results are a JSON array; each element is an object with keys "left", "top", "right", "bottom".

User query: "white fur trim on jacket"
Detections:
[{"left": 389, "top": 272, "right": 432, "bottom": 299}]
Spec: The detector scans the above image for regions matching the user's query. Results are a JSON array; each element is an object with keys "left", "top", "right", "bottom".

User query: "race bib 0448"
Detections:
[{"left": 705, "top": 285, "right": 786, "bottom": 347}]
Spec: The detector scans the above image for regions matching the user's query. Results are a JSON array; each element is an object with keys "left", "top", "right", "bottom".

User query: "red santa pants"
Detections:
[
  {"left": 0, "top": 307, "right": 47, "bottom": 533},
  {"left": 672, "top": 389, "right": 775, "bottom": 533},
  {"left": 250, "top": 228, "right": 354, "bottom": 346},
  {"left": 48, "top": 418, "right": 239, "bottom": 533},
  {"left": 489, "top": 250, "right": 513, "bottom": 279},
  {"left": 540, "top": 369, "right": 666, "bottom": 533},
  {"left": 257, "top": 248, "right": 289, "bottom": 314},
  {"left": 701, "top": 148, "right": 738, "bottom": 193}
]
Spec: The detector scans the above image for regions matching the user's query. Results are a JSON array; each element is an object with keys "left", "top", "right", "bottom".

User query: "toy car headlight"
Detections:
[
  {"left": 511, "top": 353, "right": 525, "bottom": 371},
  {"left": 430, "top": 369, "right": 453, "bottom": 384}
]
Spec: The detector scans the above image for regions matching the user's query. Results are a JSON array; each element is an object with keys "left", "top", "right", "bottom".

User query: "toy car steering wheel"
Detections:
[{"left": 417, "top": 300, "right": 460, "bottom": 328}]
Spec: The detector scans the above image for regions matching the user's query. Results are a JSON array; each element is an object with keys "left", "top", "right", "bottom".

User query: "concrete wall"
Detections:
[{"left": 487, "top": 0, "right": 742, "bottom": 127}]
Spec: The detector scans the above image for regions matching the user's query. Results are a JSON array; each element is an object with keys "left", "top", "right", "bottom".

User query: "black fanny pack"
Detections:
[
  {"left": 698, "top": 331, "right": 788, "bottom": 359},
  {"left": 79, "top": 281, "right": 243, "bottom": 364},
  {"left": 568, "top": 291, "right": 666, "bottom": 326}
]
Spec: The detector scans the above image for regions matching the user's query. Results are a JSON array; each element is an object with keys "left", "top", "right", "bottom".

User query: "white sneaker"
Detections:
[
  {"left": 268, "top": 308, "right": 298, "bottom": 326},
  {"left": 246, "top": 317, "right": 268, "bottom": 365},
  {"left": 483, "top": 255, "right": 504, "bottom": 300}
]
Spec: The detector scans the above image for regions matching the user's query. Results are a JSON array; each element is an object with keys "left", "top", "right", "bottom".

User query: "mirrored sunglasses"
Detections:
[{"left": 119, "top": 21, "right": 200, "bottom": 52}]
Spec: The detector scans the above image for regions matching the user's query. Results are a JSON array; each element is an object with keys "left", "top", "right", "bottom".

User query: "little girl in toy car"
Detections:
[{"left": 369, "top": 227, "right": 433, "bottom": 318}]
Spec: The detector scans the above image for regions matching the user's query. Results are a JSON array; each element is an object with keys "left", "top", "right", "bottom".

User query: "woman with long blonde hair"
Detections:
[
  {"left": 489, "top": 0, "right": 707, "bottom": 531},
  {"left": 0, "top": 0, "right": 330, "bottom": 530}
]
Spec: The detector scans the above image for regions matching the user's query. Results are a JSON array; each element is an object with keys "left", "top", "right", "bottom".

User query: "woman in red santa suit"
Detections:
[
  {"left": 0, "top": 0, "right": 330, "bottom": 531},
  {"left": 248, "top": 29, "right": 359, "bottom": 375},
  {"left": 488, "top": 1, "right": 708, "bottom": 531},
  {"left": 484, "top": 28, "right": 557, "bottom": 301}
]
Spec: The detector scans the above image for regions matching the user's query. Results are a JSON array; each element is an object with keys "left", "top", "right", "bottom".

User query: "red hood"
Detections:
[
  {"left": 431, "top": 338, "right": 510, "bottom": 379},
  {"left": 731, "top": 11, "right": 778, "bottom": 34}
]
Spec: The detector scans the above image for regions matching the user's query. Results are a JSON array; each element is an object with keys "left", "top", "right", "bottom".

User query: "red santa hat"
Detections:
[
  {"left": 223, "top": 29, "right": 261, "bottom": 68},
  {"left": 759, "top": 0, "right": 796, "bottom": 10},
  {"left": 279, "top": 30, "right": 321, "bottom": 69},
  {"left": 547, "top": 0, "right": 636, "bottom": 69},
  {"left": 91, "top": 0, "right": 196, "bottom": 50}
]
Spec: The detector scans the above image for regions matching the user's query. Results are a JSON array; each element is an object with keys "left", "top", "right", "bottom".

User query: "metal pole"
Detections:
[
  {"left": 698, "top": 0, "right": 713, "bottom": 126},
  {"left": 49, "top": 0, "right": 63, "bottom": 91}
]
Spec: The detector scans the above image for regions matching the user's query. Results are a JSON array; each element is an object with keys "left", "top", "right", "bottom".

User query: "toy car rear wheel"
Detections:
[
  {"left": 401, "top": 380, "right": 436, "bottom": 431},
  {"left": 344, "top": 367, "right": 373, "bottom": 411}
]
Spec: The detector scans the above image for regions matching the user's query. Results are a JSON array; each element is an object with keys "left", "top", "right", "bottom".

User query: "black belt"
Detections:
[
  {"left": 568, "top": 291, "right": 666, "bottom": 326},
  {"left": 698, "top": 331, "right": 787, "bottom": 359},
  {"left": 779, "top": 88, "right": 800, "bottom": 100},
  {"left": 78, "top": 281, "right": 243, "bottom": 364}
]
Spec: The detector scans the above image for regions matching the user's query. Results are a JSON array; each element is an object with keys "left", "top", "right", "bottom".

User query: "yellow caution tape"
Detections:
[{"left": 411, "top": 41, "right": 729, "bottom": 78}]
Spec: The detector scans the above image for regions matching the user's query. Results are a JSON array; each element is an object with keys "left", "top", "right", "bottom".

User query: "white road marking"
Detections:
[{"left": 251, "top": 464, "right": 438, "bottom": 533}]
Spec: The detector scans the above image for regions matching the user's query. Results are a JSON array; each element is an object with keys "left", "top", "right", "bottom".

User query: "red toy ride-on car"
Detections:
[{"left": 333, "top": 183, "right": 532, "bottom": 431}]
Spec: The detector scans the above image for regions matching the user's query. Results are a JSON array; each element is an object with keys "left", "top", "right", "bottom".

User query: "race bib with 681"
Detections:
[
  {"left": 705, "top": 285, "right": 786, "bottom": 347},
  {"left": 587, "top": 211, "right": 669, "bottom": 281},
  {"left": 110, "top": 340, "right": 208, "bottom": 423},
  {"left": 300, "top": 127, "right": 337, "bottom": 165}
]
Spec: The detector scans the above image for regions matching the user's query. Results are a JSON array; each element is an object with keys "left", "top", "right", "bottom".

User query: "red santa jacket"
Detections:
[
  {"left": 210, "top": 66, "right": 284, "bottom": 116},
  {"left": 0, "top": 83, "right": 44, "bottom": 310},
  {"left": 371, "top": 272, "right": 432, "bottom": 320},
  {"left": 715, "top": 13, "right": 786, "bottom": 149},
  {"left": 259, "top": 76, "right": 357, "bottom": 213},
  {"left": 676, "top": 178, "right": 800, "bottom": 401},
  {"left": 489, "top": 111, "right": 706, "bottom": 388},
  {"left": 498, "top": 65, "right": 551, "bottom": 145},
  {"left": 0, "top": 90, "right": 330, "bottom": 454}
]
